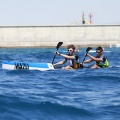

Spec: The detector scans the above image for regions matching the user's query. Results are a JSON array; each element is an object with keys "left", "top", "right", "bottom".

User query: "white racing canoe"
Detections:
[{"left": 2, "top": 60, "right": 54, "bottom": 71}]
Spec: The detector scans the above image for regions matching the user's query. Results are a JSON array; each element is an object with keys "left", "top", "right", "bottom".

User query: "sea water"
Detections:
[{"left": 0, "top": 47, "right": 120, "bottom": 120}]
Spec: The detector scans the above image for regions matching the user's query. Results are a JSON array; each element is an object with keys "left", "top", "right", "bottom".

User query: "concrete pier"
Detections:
[{"left": 0, "top": 25, "right": 120, "bottom": 48}]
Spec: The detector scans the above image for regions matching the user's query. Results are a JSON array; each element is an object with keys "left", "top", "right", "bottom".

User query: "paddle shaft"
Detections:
[
  {"left": 81, "top": 47, "right": 92, "bottom": 67},
  {"left": 52, "top": 42, "right": 63, "bottom": 64},
  {"left": 52, "top": 55, "right": 56, "bottom": 64},
  {"left": 82, "top": 52, "right": 88, "bottom": 64}
]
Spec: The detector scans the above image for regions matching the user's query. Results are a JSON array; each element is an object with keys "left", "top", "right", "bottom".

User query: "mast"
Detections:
[
  {"left": 89, "top": 13, "right": 93, "bottom": 24},
  {"left": 82, "top": 12, "right": 85, "bottom": 24}
]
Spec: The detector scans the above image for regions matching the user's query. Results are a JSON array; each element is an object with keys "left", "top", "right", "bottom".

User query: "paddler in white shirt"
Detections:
[{"left": 53, "top": 44, "right": 80, "bottom": 70}]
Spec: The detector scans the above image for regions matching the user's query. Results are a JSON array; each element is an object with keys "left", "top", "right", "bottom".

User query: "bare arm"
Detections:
[
  {"left": 59, "top": 54, "right": 74, "bottom": 60},
  {"left": 53, "top": 59, "right": 66, "bottom": 67},
  {"left": 55, "top": 51, "right": 74, "bottom": 60},
  {"left": 87, "top": 54, "right": 102, "bottom": 62},
  {"left": 84, "top": 59, "right": 93, "bottom": 63}
]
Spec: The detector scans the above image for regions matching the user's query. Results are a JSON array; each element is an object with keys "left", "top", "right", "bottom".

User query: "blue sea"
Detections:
[{"left": 0, "top": 47, "right": 120, "bottom": 120}]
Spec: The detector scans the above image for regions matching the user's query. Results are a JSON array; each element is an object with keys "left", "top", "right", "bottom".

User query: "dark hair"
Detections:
[
  {"left": 96, "top": 46, "right": 103, "bottom": 51},
  {"left": 67, "top": 44, "right": 75, "bottom": 50}
]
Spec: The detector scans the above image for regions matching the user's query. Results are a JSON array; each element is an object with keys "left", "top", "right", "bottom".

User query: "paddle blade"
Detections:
[
  {"left": 56, "top": 42, "right": 63, "bottom": 50},
  {"left": 86, "top": 47, "right": 92, "bottom": 52}
]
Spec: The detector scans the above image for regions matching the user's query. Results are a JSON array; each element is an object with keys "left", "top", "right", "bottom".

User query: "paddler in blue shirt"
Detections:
[
  {"left": 83, "top": 46, "right": 109, "bottom": 68},
  {"left": 53, "top": 44, "right": 80, "bottom": 69}
]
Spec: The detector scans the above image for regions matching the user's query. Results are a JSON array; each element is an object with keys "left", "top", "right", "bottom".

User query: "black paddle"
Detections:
[
  {"left": 80, "top": 47, "right": 92, "bottom": 68},
  {"left": 52, "top": 42, "right": 63, "bottom": 64}
]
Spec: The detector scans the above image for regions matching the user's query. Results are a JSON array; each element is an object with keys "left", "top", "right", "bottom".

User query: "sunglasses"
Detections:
[
  {"left": 96, "top": 51, "right": 102, "bottom": 53},
  {"left": 68, "top": 49, "right": 73, "bottom": 52}
]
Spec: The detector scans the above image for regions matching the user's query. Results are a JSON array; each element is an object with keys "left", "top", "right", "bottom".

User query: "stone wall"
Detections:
[{"left": 0, "top": 25, "right": 120, "bottom": 48}]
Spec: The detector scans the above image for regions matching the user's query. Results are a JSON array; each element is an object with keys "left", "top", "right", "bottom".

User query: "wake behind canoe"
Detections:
[{"left": 2, "top": 61, "right": 54, "bottom": 71}]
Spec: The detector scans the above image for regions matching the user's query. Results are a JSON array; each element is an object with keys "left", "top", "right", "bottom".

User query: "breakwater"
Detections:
[{"left": 0, "top": 25, "right": 120, "bottom": 48}]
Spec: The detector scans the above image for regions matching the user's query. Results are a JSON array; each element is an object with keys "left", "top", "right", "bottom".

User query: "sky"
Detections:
[{"left": 0, "top": 0, "right": 120, "bottom": 25}]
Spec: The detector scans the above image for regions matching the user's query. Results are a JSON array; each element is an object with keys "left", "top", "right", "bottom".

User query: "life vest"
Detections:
[
  {"left": 72, "top": 61, "right": 80, "bottom": 69},
  {"left": 65, "top": 54, "right": 80, "bottom": 69},
  {"left": 96, "top": 56, "right": 109, "bottom": 68}
]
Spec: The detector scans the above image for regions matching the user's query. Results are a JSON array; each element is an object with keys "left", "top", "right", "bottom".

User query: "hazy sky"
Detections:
[{"left": 0, "top": 0, "right": 120, "bottom": 25}]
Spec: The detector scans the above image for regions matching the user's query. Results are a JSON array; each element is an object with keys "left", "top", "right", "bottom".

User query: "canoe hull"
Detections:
[{"left": 2, "top": 61, "right": 54, "bottom": 71}]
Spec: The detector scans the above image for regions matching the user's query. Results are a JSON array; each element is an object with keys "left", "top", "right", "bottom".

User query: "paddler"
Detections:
[
  {"left": 83, "top": 46, "right": 109, "bottom": 68},
  {"left": 53, "top": 44, "right": 80, "bottom": 69}
]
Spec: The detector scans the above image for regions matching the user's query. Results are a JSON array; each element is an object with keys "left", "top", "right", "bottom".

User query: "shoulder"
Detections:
[
  {"left": 100, "top": 55, "right": 107, "bottom": 62},
  {"left": 74, "top": 54, "right": 79, "bottom": 59}
]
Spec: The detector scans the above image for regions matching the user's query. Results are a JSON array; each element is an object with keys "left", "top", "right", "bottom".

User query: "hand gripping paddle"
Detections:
[
  {"left": 52, "top": 42, "right": 63, "bottom": 64},
  {"left": 80, "top": 47, "right": 92, "bottom": 68}
]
